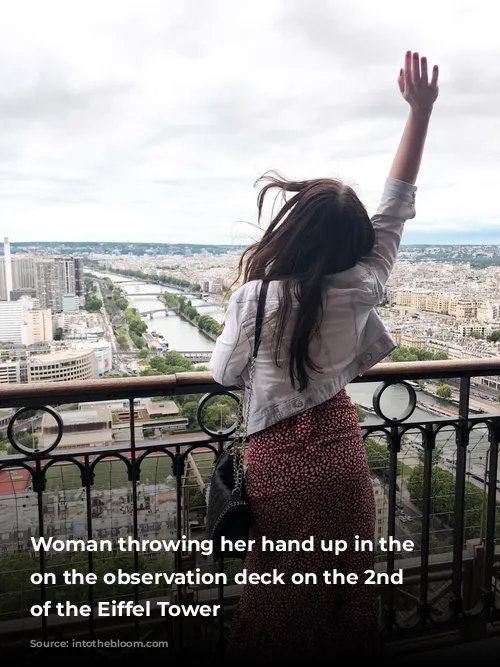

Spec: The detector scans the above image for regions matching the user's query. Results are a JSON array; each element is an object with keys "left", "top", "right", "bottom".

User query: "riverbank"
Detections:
[
  {"left": 419, "top": 381, "right": 496, "bottom": 414},
  {"left": 92, "top": 264, "right": 202, "bottom": 294},
  {"left": 177, "top": 310, "right": 218, "bottom": 342},
  {"left": 97, "top": 276, "right": 147, "bottom": 351},
  {"left": 160, "top": 293, "right": 219, "bottom": 343}
]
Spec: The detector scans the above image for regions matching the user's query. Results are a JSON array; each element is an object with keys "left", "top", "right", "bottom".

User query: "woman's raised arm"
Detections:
[
  {"left": 355, "top": 51, "right": 439, "bottom": 302},
  {"left": 389, "top": 51, "right": 439, "bottom": 184}
]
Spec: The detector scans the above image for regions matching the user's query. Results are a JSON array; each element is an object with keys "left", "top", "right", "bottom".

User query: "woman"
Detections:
[{"left": 209, "top": 51, "right": 439, "bottom": 660}]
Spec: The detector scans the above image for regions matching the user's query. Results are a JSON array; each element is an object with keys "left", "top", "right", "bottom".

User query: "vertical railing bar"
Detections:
[
  {"left": 482, "top": 419, "right": 499, "bottom": 607},
  {"left": 451, "top": 375, "right": 470, "bottom": 618},
  {"left": 385, "top": 425, "right": 399, "bottom": 633},
  {"left": 174, "top": 442, "right": 184, "bottom": 657},
  {"left": 129, "top": 397, "right": 140, "bottom": 641},
  {"left": 84, "top": 453, "right": 94, "bottom": 640},
  {"left": 35, "top": 458, "right": 47, "bottom": 640},
  {"left": 419, "top": 425, "right": 434, "bottom": 626},
  {"left": 217, "top": 438, "right": 226, "bottom": 659}
]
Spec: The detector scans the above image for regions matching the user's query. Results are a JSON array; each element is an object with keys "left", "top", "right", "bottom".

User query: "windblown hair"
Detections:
[{"left": 232, "top": 171, "right": 375, "bottom": 392}]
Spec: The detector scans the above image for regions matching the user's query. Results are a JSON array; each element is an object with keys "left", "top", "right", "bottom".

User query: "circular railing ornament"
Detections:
[
  {"left": 372, "top": 381, "right": 417, "bottom": 423},
  {"left": 196, "top": 391, "right": 240, "bottom": 438},
  {"left": 7, "top": 406, "right": 63, "bottom": 456}
]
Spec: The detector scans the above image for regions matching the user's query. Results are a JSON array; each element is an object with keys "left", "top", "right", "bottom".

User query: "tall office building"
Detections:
[
  {"left": 35, "top": 260, "right": 66, "bottom": 311},
  {"left": 12, "top": 255, "right": 36, "bottom": 291},
  {"left": 35, "top": 257, "right": 82, "bottom": 312},
  {"left": 1, "top": 251, "right": 83, "bottom": 311},
  {"left": 3, "top": 238, "right": 12, "bottom": 301},
  {"left": 0, "top": 254, "right": 36, "bottom": 300},
  {"left": 55, "top": 257, "right": 76, "bottom": 295},
  {"left": 0, "top": 258, "right": 6, "bottom": 301},
  {"left": 74, "top": 257, "right": 84, "bottom": 298}
]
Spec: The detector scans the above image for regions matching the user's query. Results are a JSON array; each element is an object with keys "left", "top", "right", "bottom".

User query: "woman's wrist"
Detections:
[{"left": 408, "top": 107, "right": 433, "bottom": 124}]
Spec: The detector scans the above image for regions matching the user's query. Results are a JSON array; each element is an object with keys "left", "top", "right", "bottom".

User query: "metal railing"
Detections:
[{"left": 0, "top": 359, "right": 500, "bottom": 657}]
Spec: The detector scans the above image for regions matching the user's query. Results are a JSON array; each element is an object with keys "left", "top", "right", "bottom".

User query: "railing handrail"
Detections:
[{"left": 0, "top": 357, "right": 499, "bottom": 407}]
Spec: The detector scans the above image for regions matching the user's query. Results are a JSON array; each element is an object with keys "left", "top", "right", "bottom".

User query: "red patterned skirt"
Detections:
[{"left": 226, "top": 388, "right": 378, "bottom": 661}]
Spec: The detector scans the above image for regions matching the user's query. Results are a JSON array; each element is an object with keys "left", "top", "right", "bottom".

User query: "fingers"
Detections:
[
  {"left": 412, "top": 52, "right": 420, "bottom": 85},
  {"left": 397, "top": 68, "right": 405, "bottom": 94},
  {"left": 430, "top": 64, "right": 439, "bottom": 89},
  {"left": 404, "top": 51, "right": 413, "bottom": 88},
  {"left": 403, "top": 51, "right": 438, "bottom": 87},
  {"left": 420, "top": 56, "right": 428, "bottom": 84}
]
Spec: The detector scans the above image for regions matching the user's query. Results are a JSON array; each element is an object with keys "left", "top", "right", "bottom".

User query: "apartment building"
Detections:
[
  {"left": 26, "top": 309, "right": 53, "bottom": 344},
  {"left": 27, "top": 348, "right": 98, "bottom": 383},
  {"left": 0, "top": 253, "right": 84, "bottom": 309},
  {"left": 0, "top": 302, "right": 26, "bottom": 344}
]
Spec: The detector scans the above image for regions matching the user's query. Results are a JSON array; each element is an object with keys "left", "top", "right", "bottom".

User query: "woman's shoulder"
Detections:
[{"left": 231, "top": 279, "right": 273, "bottom": 303}]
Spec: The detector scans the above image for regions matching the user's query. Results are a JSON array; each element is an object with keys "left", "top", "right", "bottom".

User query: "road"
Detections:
[{"left": 94, "top": 278, "right": 118, "bottom": 355}]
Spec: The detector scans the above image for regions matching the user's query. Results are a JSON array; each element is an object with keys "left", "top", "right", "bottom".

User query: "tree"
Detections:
[
  {"left": 488, "top": 330, "right": 500, "bottom": 342},
  {"left": 436, "top": 384, "right": 452, "bottom": 399},
  {"left": 0, "top": 550, "right": 175, "bottom": 617},
  {"left": 365, "top": 438, "right": 389, "bottom": 480},
  {"left": 201, "top": 403, "right": 234, "bottom": 432},
  {"left": 84, "top": 295, "right": 103, "bottom": 312},
  {"left": 364, "top": 437, "right": 403, "bottom": 481},
  {"left": 116, "top": 335, "right": 128, "bottom": 349},
  {"left": 356, "top": 404, "right": 367, "bottom": 422},
  {"left": 106, "top": 267, "right": 202, "bottom": 293},
  {"left": 198, "top": 315, "right": 220, "bottom": 335},
  {"left": 141, "top": 350, "right": 194, "bottom": 377},
  {"left": 390, "top": 347, "right": 448, "bottom": 363},
  {"left": 163, "top": 351, "right": 193, "bottom": 371},
  {"left": 188, "top": 485, "right": 206, "bottom": 510},
  {"left": 53, "top": 327, "right": 63, "bottom": 341},
  {"left": 181, "top": 401, "right": 199, "bottom": 428},
  {"left": 407, "top": 454, "right": 495, "bottom": 541}
]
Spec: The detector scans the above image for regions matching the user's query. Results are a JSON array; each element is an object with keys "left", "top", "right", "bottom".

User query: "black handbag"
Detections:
[{"left": 207, "top": 280, "right": 269, "bottom": 561}]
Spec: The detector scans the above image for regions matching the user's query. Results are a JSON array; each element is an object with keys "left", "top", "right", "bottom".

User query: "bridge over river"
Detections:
[{"left": 139, "top": 302, "right": 217, "bottom": 317}]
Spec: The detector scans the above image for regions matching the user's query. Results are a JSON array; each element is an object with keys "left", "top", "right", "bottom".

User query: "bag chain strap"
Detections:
[{"left": 231, "top": 356, "right": 256, "bottom": 495}]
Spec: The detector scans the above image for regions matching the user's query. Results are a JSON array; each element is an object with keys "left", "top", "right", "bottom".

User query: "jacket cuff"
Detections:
[{"left": 384, "top": 177, "right": 417, "bottom": 204}]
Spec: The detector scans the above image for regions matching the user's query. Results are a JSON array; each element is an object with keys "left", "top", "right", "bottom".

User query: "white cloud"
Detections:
[{"left": 0, "top": 0, "right": 498, "bottom": 243}]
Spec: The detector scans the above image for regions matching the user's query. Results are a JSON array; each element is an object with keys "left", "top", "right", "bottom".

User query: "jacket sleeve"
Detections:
[
  {"left": 208, "top": 294, "right": 252, "bottom": 387},
  {"left": 357, "top": 177, "right": 417, "bottom": 303}
]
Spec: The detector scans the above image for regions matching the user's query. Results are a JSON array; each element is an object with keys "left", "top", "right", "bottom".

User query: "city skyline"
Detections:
[{"left": 0, "top": 1, "right": 498, "bottom": 245}]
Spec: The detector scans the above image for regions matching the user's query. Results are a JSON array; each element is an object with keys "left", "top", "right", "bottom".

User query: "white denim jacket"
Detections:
[{"left": 209, "top": 177, "right": 417, "bottom": 436}]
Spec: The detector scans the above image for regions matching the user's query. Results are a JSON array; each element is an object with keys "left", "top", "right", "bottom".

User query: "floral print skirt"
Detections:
[{"left": 226, "top": 388, "right": 379, "bottom": 661}]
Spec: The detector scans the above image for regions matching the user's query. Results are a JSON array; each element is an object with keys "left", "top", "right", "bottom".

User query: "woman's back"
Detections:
[{"left": 210, "top": 176, "right": 418, "bottom": 435}]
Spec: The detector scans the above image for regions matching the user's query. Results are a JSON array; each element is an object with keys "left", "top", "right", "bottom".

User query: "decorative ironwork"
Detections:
[
  {"left": 372, "top": 380, "right": 417, "bottom": 423},
  {"left": 7, "top": 406, "right": 63, "bottom": 456},
  {"left": 196, "top": 390, "right": 240, "bottom": 438},
  {"left": 0, "top": 363, "right": 498, "bottom": 657}
]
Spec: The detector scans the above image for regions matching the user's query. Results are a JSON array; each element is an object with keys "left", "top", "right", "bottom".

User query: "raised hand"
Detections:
[{"left": 397, "top": 51, "right": 439, "bottom": 116}]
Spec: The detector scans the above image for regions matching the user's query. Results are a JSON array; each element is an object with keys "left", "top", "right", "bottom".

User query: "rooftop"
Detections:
[
  {"left": 28, "top": 348, "right": 94, "bottom": 364},
  {"left": 43, "top": 406, "right": 111, "bottom": 426}
]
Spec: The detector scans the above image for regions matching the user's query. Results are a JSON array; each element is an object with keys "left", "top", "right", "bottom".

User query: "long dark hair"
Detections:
[{"left": 233, "top": 171, "right": 375, "bottom": 392}]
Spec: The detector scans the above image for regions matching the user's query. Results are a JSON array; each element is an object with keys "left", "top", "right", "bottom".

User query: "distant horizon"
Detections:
[{"left": 5, "top": 240, "right": 500, "bottom": 249}]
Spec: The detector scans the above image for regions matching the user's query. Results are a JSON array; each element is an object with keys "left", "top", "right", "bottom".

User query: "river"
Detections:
[
  {"left": 93, "top": 271, "right": 224, "bottom": 352},
  {"left": 92, "top": 271, "right": 492, "bottom": 471}
]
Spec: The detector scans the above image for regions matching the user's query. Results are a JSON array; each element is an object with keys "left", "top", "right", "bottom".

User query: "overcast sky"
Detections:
[{"left": 0, "top": 0, "right": 498, "bottom": 245}]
